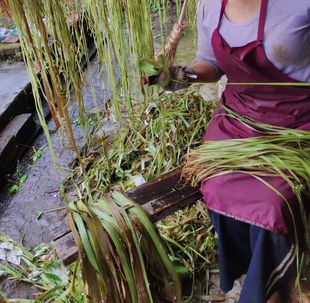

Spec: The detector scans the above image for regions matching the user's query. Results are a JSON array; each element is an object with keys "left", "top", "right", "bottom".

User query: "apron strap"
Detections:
[
  {"left": 218, "top": 0, "right": 228, "bottom": 26},
  {"left": 257, "top": 0, "right": 268, "bottom": 41}
]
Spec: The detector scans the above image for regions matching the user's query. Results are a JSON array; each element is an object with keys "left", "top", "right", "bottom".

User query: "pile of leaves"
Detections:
[
  {"left": 0, "top": 233, "right": 84, "bottom": 303},
  {"left": 68, "top": 192, "right": 182, "bottom": 303},
  {"left": 157, "top": 200, "right": 218, "bottom": 279},
  {"left": 67, "top": 87, "right": 217, "bottom": 195}
]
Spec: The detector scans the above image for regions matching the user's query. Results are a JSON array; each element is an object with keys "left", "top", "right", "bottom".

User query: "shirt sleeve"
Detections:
[{"left": 194, "top": 0, "right": 224, "bottom": 76}]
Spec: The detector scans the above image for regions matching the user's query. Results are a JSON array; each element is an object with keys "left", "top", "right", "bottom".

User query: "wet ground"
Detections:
[{"left": 0, "top": 55, "right": 119, "bottom": 298}]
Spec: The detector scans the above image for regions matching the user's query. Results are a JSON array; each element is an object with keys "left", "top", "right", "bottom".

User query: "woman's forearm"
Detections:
[{"left": 190, "top": 60, "right": 222, "bottom": 83}]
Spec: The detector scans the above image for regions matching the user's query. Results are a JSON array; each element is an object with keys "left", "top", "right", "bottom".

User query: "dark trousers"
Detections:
[{"left": 208, "top": 210, "right": 296, "bottom": 303}]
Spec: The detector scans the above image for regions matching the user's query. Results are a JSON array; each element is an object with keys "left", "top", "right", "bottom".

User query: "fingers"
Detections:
[
  {"left": 145, "top": 65, "right": 194, "bottom": 91},
  {"left": 165, "top": 80, "right": 191, "bottom": 92}
]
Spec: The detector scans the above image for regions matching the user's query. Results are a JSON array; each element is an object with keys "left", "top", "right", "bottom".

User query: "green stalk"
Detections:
[
  {"left": 91, "top": 204, "right": 139, "bottom": 302},
  {"left": 112, "top": 191, "right": 182, "bottom": 303}
]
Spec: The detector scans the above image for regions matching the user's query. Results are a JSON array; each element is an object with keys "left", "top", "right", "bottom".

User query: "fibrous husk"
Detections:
[{"left": 0, "top": 0, "right": 12, "bottom": 18}]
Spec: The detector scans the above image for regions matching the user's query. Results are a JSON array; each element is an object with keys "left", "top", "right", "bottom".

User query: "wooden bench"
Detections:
[{"left": 51, "top": 168, "right": 202, "bottom": 265}]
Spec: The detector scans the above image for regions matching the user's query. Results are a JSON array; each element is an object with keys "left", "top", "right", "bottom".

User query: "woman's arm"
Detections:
[
  {"left": 190, "top": 60, "right": 222, "bottom": 83},
  {"left": 191, "top": 1, "right": 223, "bottom": 83}
]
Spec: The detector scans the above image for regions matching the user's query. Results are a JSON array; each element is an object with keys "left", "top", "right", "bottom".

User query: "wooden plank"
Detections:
[
  {"left": 54, "top": 232, "right": 79, "bottom": 266},
  {"left": 125, "top": 168, "right": 184, "bottom": 204},
  {"left": 143, "top": 187, "right": 201, "bottom": 221},
  {"left": 127, "top": 168, "right": 202, "bottom": 220},
  {"left": 53, "top": 169, "right": 202, "bottom": 265},
  {"left": 52, "top": 169, "right": 189, "bottom": 242},
  {"left": 49, "top": 218, "right": 71, "bottom": 241}
]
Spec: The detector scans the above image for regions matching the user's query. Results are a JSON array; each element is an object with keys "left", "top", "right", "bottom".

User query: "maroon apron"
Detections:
[{"left": 201, "top": 0, "right": 310, "bottom": 236}]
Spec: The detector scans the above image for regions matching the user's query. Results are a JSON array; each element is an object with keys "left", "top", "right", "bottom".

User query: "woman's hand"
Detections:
[
  {"left": 147, "top": 65, "right": 197, "bottom": 92},
  {"left": 144, "top": 60, "right": 221, "bottom": 92}
]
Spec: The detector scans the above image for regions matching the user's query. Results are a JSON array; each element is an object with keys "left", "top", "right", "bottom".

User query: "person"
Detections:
[{"left": 150, "top": 0, "right": 310, "bottom": 302}]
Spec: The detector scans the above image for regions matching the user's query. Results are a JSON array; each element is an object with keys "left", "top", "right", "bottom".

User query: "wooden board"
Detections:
[{"left": 52, "top": 169, "right": 202, "bottom": 265}]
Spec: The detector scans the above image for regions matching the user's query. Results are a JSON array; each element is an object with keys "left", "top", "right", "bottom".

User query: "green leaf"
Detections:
[
  {"left": 173, "top": 264, "right": 189, "bottom": 276},
  {"left": 43, "top": 272, "right": 63, "bottom": 285},
  {"left": 8, "top": 184, "right": 20, "bottom": 194},
  {"left": 169, "top": 255, "right": 189, "bottom": 276},
  {"left": 36, "top": 211, "right": 43, "bottom": 220},
  {"left": 31, "top": 146, "right": 47, "bottom": 164},
  {"left": 139, "top": 61, "right": 160, "bottom": 77},
  {"left": 19, "top": 174, "right": 28, "bottom": 183}
]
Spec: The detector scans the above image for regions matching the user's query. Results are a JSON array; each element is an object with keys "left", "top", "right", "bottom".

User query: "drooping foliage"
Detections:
[
  {"left": 5, "top": 1, "right": 204, "bottom": 302},
  {"left": 7, "top": 0, "right": 197, "bottom": 163}
]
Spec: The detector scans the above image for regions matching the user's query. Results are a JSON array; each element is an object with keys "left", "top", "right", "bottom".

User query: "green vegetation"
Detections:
[
  {"left": 1, "top": 1, "right": 220, "bottom": 302},
  {"left": 66, "top": 89, "right": 216, "bottom": 193},
  {"left": 68, "top": 192, "right": 182, "bottom": 302},
  {"left": 7, "top": 146, "right": 47, "bottom": 195},
  {"left": 0, "top": 233, "right": 85, "bottom": 302},
  {"left": 7, "top": 161, "right": 27, "bottom": 194}
]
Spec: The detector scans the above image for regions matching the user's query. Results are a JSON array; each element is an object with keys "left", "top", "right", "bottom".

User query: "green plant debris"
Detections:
[
  {"left": 6, "top": 145, "right": 46, "bottom": 195},
  {"left": 0, "top": 233, "right": 87, "bottom": 302},
  {"left": 157, "top": 201, "right": 218, "bottom": 276},
  {"left": 66, "top": 87, "right": 217, "bottom": 195},
  {"left": 31, "top": 146, "right": 47, "bottom": 165},
  {"left": 7, "top": 163, "right": 27, "bottom": 195},
  {"left": 35, "top": 207, "right": 66, "bottom": 221}
]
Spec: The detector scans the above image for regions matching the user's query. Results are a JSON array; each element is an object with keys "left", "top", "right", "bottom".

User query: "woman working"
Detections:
[{"left": 152, "top": 0, "right": 310, "bottom": 302}]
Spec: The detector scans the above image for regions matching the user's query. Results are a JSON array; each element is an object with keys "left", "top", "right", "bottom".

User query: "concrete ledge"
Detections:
[
  {"left": 0, "top": 113, "right": 36, "bottom": 186},
  {"left": 0, "top": 62, "right": 34, "bottom": 132},
  {"left": 0, "top": 43, "right": 21, "bottom": 60}
]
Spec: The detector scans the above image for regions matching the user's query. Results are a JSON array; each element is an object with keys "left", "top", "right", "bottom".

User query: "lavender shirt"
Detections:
[{"left": 195, "top": 0, "right": 310, "bottom": 82}]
